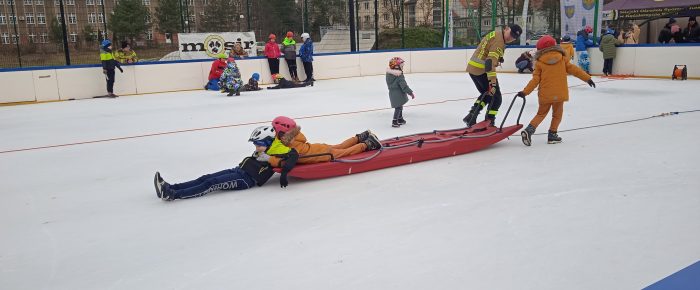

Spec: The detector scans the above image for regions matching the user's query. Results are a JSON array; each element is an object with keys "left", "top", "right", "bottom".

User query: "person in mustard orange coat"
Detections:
[
  {"left": 265, "top": 116, "right": 382, "bottom": 166},
  {"left": 560, "top": 35, "right": 575, "bottom": 62},
  {"left": 516, "top": 35, "right": 596, "bottom": 146}
]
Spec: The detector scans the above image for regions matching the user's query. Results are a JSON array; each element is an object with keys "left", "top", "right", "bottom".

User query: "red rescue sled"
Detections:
[{"left": 277, "top": 95, "right": 526, "bottom": 179}]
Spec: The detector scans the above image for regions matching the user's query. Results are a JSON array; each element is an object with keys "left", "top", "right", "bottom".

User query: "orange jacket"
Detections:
[
  {"left": 522, "top": 45, "right": 591, "bottom": 104},
  {"left": 267, "top": 126, "right": 336, "bottom": 165},
  {"left": 560, "top": 42, "right": 575, "bottom": 62}
]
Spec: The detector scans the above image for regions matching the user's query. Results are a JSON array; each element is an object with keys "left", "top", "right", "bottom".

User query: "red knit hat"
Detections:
[
  {"left": 269, "top": 34, "right": 276, "bottom": 39},
  {"left": 536, "top": 35, "right": 556, "bottom": 50},
  {"left": 286, "top": 31, "right": 294, "bottom": 38}
]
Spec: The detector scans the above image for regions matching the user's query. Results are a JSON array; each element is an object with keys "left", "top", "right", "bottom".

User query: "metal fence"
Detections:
[{"left": 0, "top": 0, "right": 563, "bottom": 69}]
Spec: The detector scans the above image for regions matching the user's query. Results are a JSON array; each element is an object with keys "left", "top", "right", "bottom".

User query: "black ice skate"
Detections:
[
  {"left": 521, "top": 124, "right": 535, "bottom": 146},
  {"left": 392, "top": 119, "right": 401, "bottom": 128},
  {"left": 462, "top": 103, "right": 482, "bottom": 127},
  {"left": 356, "top": 130, "right": 372, "bottom": 142},
  {"left": 397, "top": 118, "right": 406, "bottom": 125},
  {"left": 363, "top": 132, "right": 382, "bottom": 151},
  {"left": 547, "top": 130, "right": 562, "bottom": 144},
  {"left": 154, "top": 172, "right": 165, "bottom": 199}
]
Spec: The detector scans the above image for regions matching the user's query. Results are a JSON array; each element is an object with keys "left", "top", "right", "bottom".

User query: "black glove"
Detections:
[
  {"left": 516, "top": 91, "right": 526, "bottom": 98},
  {"left": 118, "top": 67, "right": 124, "bottom": 73},
  {"left": 587, "top": 79, "right": 596, "bottom": 88},
  {"left": 498, "top": 57, "right": 504, "bottom": 64},
  {"left": 279, "top": 149, "right": 299, "bottom": 188},
  {"left": 280, "top": 172, "right": 289, "bottom": 188}
]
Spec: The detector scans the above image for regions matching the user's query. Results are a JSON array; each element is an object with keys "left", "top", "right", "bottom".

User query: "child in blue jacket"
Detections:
[{"left": 299, "top": 33, "right": 315, "bottom": 83}]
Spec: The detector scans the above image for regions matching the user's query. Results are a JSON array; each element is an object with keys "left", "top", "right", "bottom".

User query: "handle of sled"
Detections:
[{"left": 498, "top": 94, "right": 526, "bottom": 131}]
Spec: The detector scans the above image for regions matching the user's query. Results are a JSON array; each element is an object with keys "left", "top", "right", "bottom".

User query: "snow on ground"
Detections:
[{"left": 0, "top": 73, "right": 699, "bottom": 290}]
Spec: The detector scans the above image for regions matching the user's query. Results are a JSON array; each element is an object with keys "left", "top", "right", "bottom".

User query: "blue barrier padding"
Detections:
[
  {"left": 1, "top": 43, "right": 699, "bottom": 73},
  {"left": 643, "top": 260, "right": 700, "bottom": 290}
]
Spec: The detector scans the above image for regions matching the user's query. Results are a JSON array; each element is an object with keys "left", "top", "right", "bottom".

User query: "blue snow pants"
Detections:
[
  {"left": 168, "top": 167, "right": 255, "bottom": 199},
  {"left": 205, "top": 79, "right": 220, "bottom": 91}
]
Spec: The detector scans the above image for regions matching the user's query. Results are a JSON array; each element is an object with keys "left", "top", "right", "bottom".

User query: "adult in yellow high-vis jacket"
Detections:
[{"left": 463, "top": 24, "right": 522, "bottom": 127}]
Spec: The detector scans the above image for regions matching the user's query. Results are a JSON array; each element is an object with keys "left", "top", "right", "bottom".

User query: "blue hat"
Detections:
[
  {"left": 252, "top": 73, "right": 260, "bottom": 81},
  {"left": 101, "top": 39, "right": 111, "bottom": 48}
]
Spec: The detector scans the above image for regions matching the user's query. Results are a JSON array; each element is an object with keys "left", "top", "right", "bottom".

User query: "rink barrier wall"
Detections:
[{"left": 1, "top": 44, "right": 699, "bottom": 104}]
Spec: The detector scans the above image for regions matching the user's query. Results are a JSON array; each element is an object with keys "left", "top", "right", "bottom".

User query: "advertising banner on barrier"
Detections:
[
  {"left": 610, "top": 5, "right": 700, "bottom": 20},
  {"left": 178, "top": 32, "right": 257, "bottom": 60},
  {"left": 561, "top": 0, "right": 603, "bottom": 40}
]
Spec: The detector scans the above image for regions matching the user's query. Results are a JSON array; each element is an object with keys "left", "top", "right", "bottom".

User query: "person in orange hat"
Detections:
[
  {"left": 517, "top": 35, "right": 596, "bottom": 146},
  {"left": 282, "top": 31, "right": 299, "bottom": 82},
  {"left": 264, "top": 33, "right": 282, "bottom": 81}
]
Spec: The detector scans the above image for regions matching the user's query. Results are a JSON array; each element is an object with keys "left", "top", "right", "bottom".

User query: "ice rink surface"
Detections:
[{"left": 1, "top": 73, "right": 699, "bottom": 290}]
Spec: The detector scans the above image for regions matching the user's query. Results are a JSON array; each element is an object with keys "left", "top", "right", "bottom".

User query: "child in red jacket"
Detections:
[
  {"left": 205, "top": 53, "right": 227, "bottom": 90},
  {"left": 264, "top": 34, "right": 283, "bottom": 82}
]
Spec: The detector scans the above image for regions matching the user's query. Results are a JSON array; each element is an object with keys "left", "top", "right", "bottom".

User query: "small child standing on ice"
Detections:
[
  {"left": 385, "top": 57, "right": 415, "bottom": 128},
  {"left": 517, "top": 35, "right": 596, "bottom": 145}
]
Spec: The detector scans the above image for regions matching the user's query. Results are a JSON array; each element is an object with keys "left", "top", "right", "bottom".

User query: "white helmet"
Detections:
[
  {"left": 301, "top": 33, "right": 310, "bottom": 40},
  {"left": 249, "top": 126, "right": 276, "bottom": 144}
]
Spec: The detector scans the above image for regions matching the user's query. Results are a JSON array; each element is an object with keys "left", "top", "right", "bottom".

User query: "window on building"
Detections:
[
  {"left": 56, "top": 14, "right": 61, "bottom": 22},
  {"left": 188, "top": 14, "right": 195, "bottom": 23},
  {"left": 9, "top": 15, "right": 17, "bottom": 24},
  {"left": 145, "top": 14, "right": 150, "bottom": 23},
  {"left": 68, "top": 13, "right": 76, "bottom": 23},
  {"left": 146, "top": 30, "right": 152, "bottom": 40},
  {"left": 24, "top": 0, "right": 32, "bottom": 5},
  {"left": 187, "top": 0, "right": 192, "bottom": 5},
  {"left": 7, "top": 0, "right": 14, "bottom": 4},
  {"left": 98, "top": 12, "right": 104, "bottom": 23},
  {"left": 65, "top": 0, "right": 73, "bottom": 5},
  {"left": 12, "top": 34, "right": 19, "bottom": 44},
  {"left": 86, "top": 0, "right": 94, "bottom": 4},
  {"left": 364, "top": 15, "right": 369, "bottom": 25},
  {"left": 96, "top": 0, "right": 101, "bottom": 4},
  {"left": 88, "top": 12, "right": 95, "bottom": 23},
  {"left": 35, "top": 0, "right": 43, "bottom": 4},
  {"left": 54, "top": 0, "right": 58, "bottom": 5},
  {"left": 69, "top": 32, "right": 76, "bottom": 42},
  {"left": 142, "top": 0, "right": 149, "bottom": 5},
  {"left": 364, "top": 2, "right": 368, "bottom": 10},
  {"left": 383, "top": 13, "right": 389, "bottom": 21},
  {"left": 484, "top": 19, "right": 490, "bottom": 27},
  {"left": 1, "top": 33, "right": 9, "bottom": 44},
  {"left": 26, "top": 13, "right": 34, "bottom": 24},
  {"left": 0, "top": 14, "right": 5, "bottom": 25},
  {"left": 40, "top": 32, "right": 47, "bottom": 42},
  {"left": 28, "top": 33, "right": 35, "bottom": 43}
]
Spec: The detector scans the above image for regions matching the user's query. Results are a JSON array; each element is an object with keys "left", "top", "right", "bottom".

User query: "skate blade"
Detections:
[{"left": 547, "top": 140, "right": 562, "bottom": 144}]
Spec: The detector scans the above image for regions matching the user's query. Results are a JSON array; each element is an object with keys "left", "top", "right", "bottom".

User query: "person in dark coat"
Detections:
[
  {"left": 267, "top": 75, "right": 313, "bottom": 89},
  {"left": 683, "top": 16, "right": 700, "bottom": 43},
  {"left": 659, "top": 18, "right": 683, "bottom": 43},
  {"left": 153, "top": 126, "right": 283, "bottom": 201},
  {"left": 282, "top": 31, "right": 299, "bottom": 82},
  {"left": 242, "top": 73, "right": 262, "bottom": 92},
  {"left": 385, "top": 57, "right": 415, "bottom": 128},
  {"left": 515, "top": 50, "right": 535, "bottom": 73}
]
